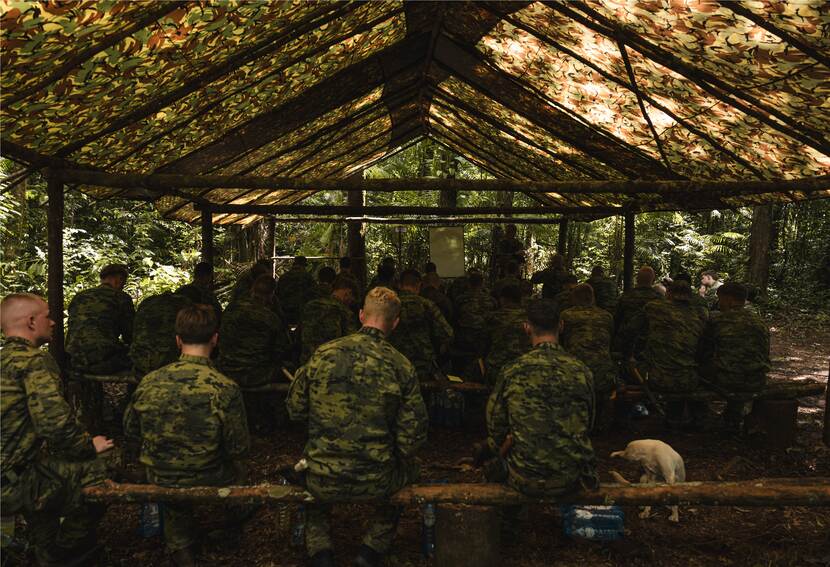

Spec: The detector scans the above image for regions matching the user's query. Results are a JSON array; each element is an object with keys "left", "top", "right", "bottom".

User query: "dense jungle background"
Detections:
[{"left": 2, "top": 139, "right": 829, "bottom": 316}]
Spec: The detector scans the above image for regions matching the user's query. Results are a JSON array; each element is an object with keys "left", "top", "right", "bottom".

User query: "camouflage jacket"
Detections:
[
  {"left": 701, "top": 308, "right": 770, "bottom": 391},
  {"left": 277, "top": 266, "right": 317, "bottom": 323},
  {"left": 492, "top": 276, "right": 523, "bottom": 300},
  {"left": 453, "top": 289, "right": 497, "bottom": 353},
  {"left": 175, "top": 282, "right": 222, "bottom": 321},
  {"left": 530, "top": 267, "right": 568, "bottom": 299},
  {"left": 287, "top": 326, "right": 428, "bottom": 492},
  {"left": 635, "top": 299, "right": 706, "bottom": 391},
  {"left": 1, "top": 337, "right": 95, "bottom": 474},
  {"left": 124, "top": 354, "right": 250, "bottom": 476},
  {"left": 586, "top": 275, "right": 619, "bottom": 313},
  {"left": 484, "top": 306, "right": 531, "bottom": 387},
  {"left": 560, "top": 306, "right": 616, "bottom": 392},
  {"left": 388, "top": 290, "right": 454, "bottom": 379},
  {"left": 702, "top": 280, "right": 723, "bottom": 310},
  {"left": 130, "top": 292, "right": 191, "bottom": 377},
  {"left": 230, "top": 268, "right": 257, "bottom": 303},
  {"left": 551, "top": 289, "right": 574, "bottom": 322},
  {"left": 66, "top": 284, "right": 134, "bottom": 370},
  {"left": 488, "top": 342, "right": 596, "bottom": 495},
  {"left": 217, "top": 298, "right": 291, "bottom": 387},
  {"left": 613, "top": 285, "right": 663, "bottom": 352},
  {"left": 420, "top": 286, "right": 453, "bottom": 323},
  {"left": 300, "top": 295, "right": 358, "bottom": 364}
]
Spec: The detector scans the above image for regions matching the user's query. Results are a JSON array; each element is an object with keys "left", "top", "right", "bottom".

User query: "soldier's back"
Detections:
[
  {"left": 389, "top": 292, "right": 440, "bottom": 378},
  {"left": 278, "top": 267, "right": 316, "bottom": 323},
  {"left": 130, "top": 292, "right": 191, "bottom": 376},
  {"left": 706, "top": 308, "right": 769, "bottom": 390},
  {"left": 300, "top": 296, "right": 357, "bottom": 363},
  {"left": 421, "top": 286, "right": 452, "bottom": 322},
  {"left": 643, "top": 299, "right": 705, "bottom": 390},
  {"left": 176, "top": 283, "right": 222, "bottom": 320},
  {"left": 67, "top": 286, "right": 131, "bottom": 349},
  {"left": 560, "top": 306, "right": 615, "bottom": 392},
  {"left": 484, "top": 306, "right": 530, "bottom": 386},
  {"left": 218, "top": 298, "right": 288, "bottom": 385},
  {"left": 587, "top": 276, "right": 618, "bottom": 313}
]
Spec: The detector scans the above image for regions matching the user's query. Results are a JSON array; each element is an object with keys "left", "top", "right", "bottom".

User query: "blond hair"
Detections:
[{"left": 363, "top": 286, "right": 401, "bottom": 324}]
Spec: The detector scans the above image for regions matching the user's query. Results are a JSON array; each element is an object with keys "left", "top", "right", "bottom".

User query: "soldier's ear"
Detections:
[
  {"left": 558, "top": 319, "right": 564, "bottom": 333},
  {"left": 175, "top": 336, "right": 183, "bottom": 351},
  {"left": 359, "top": 309, "right": 366, "bottom": 324}
]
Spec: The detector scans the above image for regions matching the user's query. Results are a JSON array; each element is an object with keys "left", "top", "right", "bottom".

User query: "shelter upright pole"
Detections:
[
  {"left": 557, "top": 218, "right": 568, "bottom": 256},
  {"left": 46, "top": 170, "right": 65, "bottom": 369},
  {"left": 201, "top": 208, "right": 214, "bottom": 265},
  {"left": 623, "top": 211, "right": 635, "bottom": 291},
  {"left": 347, "top": 172, "right": 366, "bottom": 287}
]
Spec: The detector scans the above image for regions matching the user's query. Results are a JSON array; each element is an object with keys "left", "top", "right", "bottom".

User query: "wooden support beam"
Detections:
[
  {"left": 201, "top": 209, "right": 214, "bottom": 265},
  {"left": 346, "top": 176, "right": 367, "bottom": 288},
  {"left": 82, "top": 478, "right": 830, "bottom": 507},
  {"left": 54, "top": 169, "right": 830, "bottom": 197},
  {"left": 258, "top": 216, "right": 608, "bottom": 225},
  {"left": 557, "top": 218, "right": 569, "bottom": 256},
  {"left": 199, "top": 204, "right": 621, "bottom": 216},
  {"left": 623, "top": 211, "right": 635, "bottom": 292},
  {"left": 46, "top": 170, "right": 65, "bottom": 369}
]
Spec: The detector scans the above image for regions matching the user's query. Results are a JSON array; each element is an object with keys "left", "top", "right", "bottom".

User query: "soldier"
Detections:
[
  {"left": 484, "top": 284, "right": 531, "bottom": 387},
  {"left": 130, "top": 291, "right": 192, "bottom": 379},
  {"left": 287, "top": 287, "right": 428, "bottom": 567},
  {"left": 492, "top": 261, "right": 523, "bottom": 301},
  {"left": 300, "top": 275, "right": 359, "bottom": 364},
  {"left": 673, "top": 272, "right": 710, "bottom": 320},
  {"left": 551, "top": 274, "right": 578, "bottom": 321},
  {"left": 452, "top": 271, "right": 496, "bottom": 380},
  {"left": 315, "top": 266, "right": 337, "bottom": 298},
  {"left": 368, "top": 257, "right": 398, "bottom": 291},
  {"left": 66, "top": 263, "right": 135, "bottom": 430},
  {"left": 631, "top": 281, "right": 707, "bottom": 429},
  {"left": 483, "top": 298, "right": 597, "bottom": 499},
  {"left": 277, "top": 256, "right": 318, "bottom": 325},
  {"left": 700, "top": 282, "right": 770, "bottom": 430},
  {"left": 337, "top": 256, "right": 363, "bottom": 300},
  {"left": 613, "top": 266, "right": 663, "bottom": 355},
  {"left": 124, "top": 305, "right": 250, "bottom": 566},
  {"left": 495, "top": 224, "right": 525, "bottom": 275},
  {"left": 230, "top": 259, "right": 272, "bottom": 303},
  {"left": 218, "top": 276, "right": 292, "bottom": 433},
  {"left": 560, "top": 284, "right": 616, "bottom": 430},
  {"left": 530, "top": 253, "right": 568, "bottom": 299},
  {"left": 421, "top": 271, "right": 452, "bottom": 323},
  {"left": 698, "top": 269, "right": 723, "bottom": 310},
  {"left": 1, "top": 293, "right": 114, "bottom": 566},
  {"left": 586, "top": 265, "right": 618, "bottom": 314},
  {"left": 388, "top": 269, "right": 453, "bottom": 381},
  {"left": 175, "top": 261, "right": 222, "bottom": 322}
]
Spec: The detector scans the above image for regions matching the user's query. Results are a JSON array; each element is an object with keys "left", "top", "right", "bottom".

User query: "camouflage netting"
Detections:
[{"left": 1, "top": 1, "right": 828, "bottom": 224}]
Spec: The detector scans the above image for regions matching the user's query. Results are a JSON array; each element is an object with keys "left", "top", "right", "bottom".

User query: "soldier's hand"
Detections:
[{"left": 93, "top": 435, "right": 115, "bottom": 454}]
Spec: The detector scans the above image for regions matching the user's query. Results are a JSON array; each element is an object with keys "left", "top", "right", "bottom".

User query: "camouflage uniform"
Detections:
[
  {"left": 492, "top": 275, "right": 522, "bottom": 301},
  {"left": 586, "top": 275, "right": 618, "bottom": 313},
  {"left": 689, "top": 294, "right": 711, "bottom": 321},
  {"left": 287, "top": 326, "right": 428, "bottom": 558},
  {"left": 453, "top": 288, "right": 497, "bottom": 357},
  {"left": 702, "top": 280, "right": 722, "bottom": 310},
  {"left": 124, "top": 355, "right": 250, "bottom": 552},
  {"left": 277, "top": 265, "right": 317, "bottom": 324},
  {"left": 701, "top": 309, "right": 770, "bottom": 425},
  {"left": 487, "top": 342, "right": 597, "bottom": 496},
  {"left": 530, "top": 267, "right": 568, "bottom": 299},
  {"left": 66, "top": 284, "right": 134, "bottom": 374},
  {"left": 175, "top": 282, "right": 222, "bottom": 322},
  {"left": 483, "top": 306, "right": 531, "bottom": 387},
  {"left": 613, "top": 285, "right": 663, "bottom": 354},
  {"left": 230, "top": 268, "right": 258, "bottom": 303},
  {"left": 388, "top": 290, "right": 453, "bottom": 380},
  {"left": 420, "top": 286, "right": 453, "bottom": 323},
  {"left": 1, "top": 337, "right": 107, "bottom": 566},
  {"left": 130, "top": 292, "right": 192, "bottom": 378},
  {"left": 299, "top": 296, "right": 358, "bottom": 364},
  {"left": 551, "top": 288, "right": 574, "bottom": 322}
]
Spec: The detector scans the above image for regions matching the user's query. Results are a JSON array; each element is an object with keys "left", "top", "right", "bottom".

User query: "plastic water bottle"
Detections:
[
  {"left": 291, "top": 504, "right": 306, "bottom": 548},
  {"left": 631, "top": 402, "right": 649, "bottom": 419},
  {"left": 421, "top": 503, "right": 436, "bottom": 557},
  {"left": 138, "top": 503, "right": 162, "bottom": 538},
  {"left": 276, "top": 477, "right": 292, "bottom": 538},
  {"left": 561, "top": 505, "right": 624, "bottom": 541}
]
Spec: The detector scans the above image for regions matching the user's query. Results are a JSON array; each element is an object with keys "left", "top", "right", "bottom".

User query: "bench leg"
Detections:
[{"left": 435, "top": 504, "right": 500, "bottom": 567}]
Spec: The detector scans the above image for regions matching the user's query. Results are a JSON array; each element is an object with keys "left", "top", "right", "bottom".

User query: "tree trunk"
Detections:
[{"left": 747, "top": 205, "right": 774, "bottom": 296}]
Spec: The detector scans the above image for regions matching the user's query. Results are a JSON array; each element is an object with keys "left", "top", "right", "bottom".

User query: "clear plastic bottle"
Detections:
[
  {"left": 561, "top": 505, "right": 624, "bottom": 542},
  {"left": 421, "top": 503, "right": 436, "bottom": 557},
  {"left": 139, "top": 502, "right": 162, "bottom": 538},
  {"left": 291, "top": 504, "right": 306, "bottom": 548},
  {"left": 276, "top": 477, "right": 292, "bottom": 539}
]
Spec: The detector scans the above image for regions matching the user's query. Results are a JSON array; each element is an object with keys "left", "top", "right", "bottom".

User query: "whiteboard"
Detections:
[{"left": 429, "top": 227, "right": 465, "bottom": 278}]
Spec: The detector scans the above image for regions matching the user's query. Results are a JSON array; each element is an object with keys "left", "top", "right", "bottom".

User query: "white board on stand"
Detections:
[{"left": 429, "top": 226, "right": 465, "bottom": 278}]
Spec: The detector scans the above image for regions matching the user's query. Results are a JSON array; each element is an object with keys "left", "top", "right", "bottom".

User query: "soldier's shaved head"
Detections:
[
  {"left": 1, "top": 293, "right": 54, "bottom": 345},
  {"left": 636, "top": 266, "right": 656, "bottom": 287},
  {"left": 361, "top": 287, "right": 401, "bottom": 332},
  {"left": 570, "top": 283, "right": 595, "bottom": 307}
]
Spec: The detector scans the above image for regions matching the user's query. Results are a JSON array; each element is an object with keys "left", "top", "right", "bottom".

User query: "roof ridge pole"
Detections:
[{"left": 46, "top": 169, "right": 65, "bottom": 370}]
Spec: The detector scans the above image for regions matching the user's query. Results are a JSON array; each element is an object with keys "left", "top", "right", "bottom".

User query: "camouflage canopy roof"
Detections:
[{"left": 1, "top": 0, "right": 829, "bottom": 224}]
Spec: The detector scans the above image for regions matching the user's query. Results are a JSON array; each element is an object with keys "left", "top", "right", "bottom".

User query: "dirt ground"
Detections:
[{"left": 10, "top": 316, "right": 830, "bottom": 566}]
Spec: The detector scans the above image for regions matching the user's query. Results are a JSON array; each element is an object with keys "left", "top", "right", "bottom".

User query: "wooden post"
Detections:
[
  {"left": 346, "top": 182, "right": 366, "bottom": 288},
  {"left": 623, "top": 211, "right": 635, "bottom": 291},
  {"left": 557, "top": 218, "right": 568, "bottom": 256},
  {"left": 823, "top": 361, "right": 829, "bottom": 447},
  {"left": 47, "top": 170, "right": 65, "bottom": 369},
  {"left": 201, "top": 208, "right": 214, "bottom": 265}
]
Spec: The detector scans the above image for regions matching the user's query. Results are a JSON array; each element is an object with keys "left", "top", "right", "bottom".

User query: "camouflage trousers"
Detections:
[
  {"left": 148, "top": 464, "right": 250, "bottom": 552},
  {"left": 304, "top": 463, "right": 417, "bottom": 558},
  {"left": 0, "top": 454, "right": 107, "bottom": 566}
]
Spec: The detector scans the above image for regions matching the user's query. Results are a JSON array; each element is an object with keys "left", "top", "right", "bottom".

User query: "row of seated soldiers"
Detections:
[{"left": 2, "top": 289, "right": 595, "bottom": 567}]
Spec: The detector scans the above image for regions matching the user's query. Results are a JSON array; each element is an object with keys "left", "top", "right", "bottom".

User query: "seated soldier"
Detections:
[
  {"left": 388, "top": 269, "right": 453, "bottom": 381},
  {"left": 673, "top": 272, "right": 710, "bottom": 320},
  {"left": 700, "top": 282, "right": 770, "bottom": 430},
  {"left": 124, "top": 305, "right": 251, "bottom": 566},
  {"left": 287, "top": 287, "right": 428, "bottom": 567},
  {"left": 631, "top": 281, "right": 707, "bottom": 430},
  {"left": 176, "top": 261, "right": 222, "bottom": 322},
  {"left": 337, "top": 256, "right": 363, "bottom": 300},
  {"left": 230, "top": 259, "right": 272, "bottom": 303},
  {"left": 130, "top": 291, "right": 192, "bottom": 379},
  {"left": 495, "top": 224, "right": 525, "bottom": 276},
  {"left": 698, "top": 269, "right": 723, "bottom": 310},
  {"left": 551, "top": 274, "right": 579, "bottom": 321},
  {"left": 586, "top": 265, "right": 618, "bottom": 314},
  {"left": 452, "top": 271, "right": 496, "bottom": 380},
  {"left": 218, "top": 275, "right": 292, "bottom": 433},
  {"left": 530, "top": 253, "right": 568, "bottom": 299},
  {"left": 560, "top": 284, "right": 616, "bottom": 431},
  {"left": 2, "top": 293, "right": 114, "bottom": 567},
  {"left": 483, "top": 297, "right": 597, "bottom": 504},
  {"left": 492, "top": 261, "right": 523, "bottom": 301},
  {"left": 613, "top": 266, "right": 662, "bottom": 355},
  {"left": 300, "top": 275, "right": 359, "bottom": 364},
  {"left": 277, "top": 256, "right": 317, "bottom": 325},
  {"left": 66, "top": 263, "right": 135, "bottom": 430},
  {"left": 368, "top": 257, "right": 398, "bottom": 291},
  {"left": 420, "top": 271, "right": 452, "bottom": 323},
  {"left": 315, "top": 266, "right": 337, "bottom": 298},
  {"left": 484, "top": 284, "right": 532, "bottom": 387}
]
